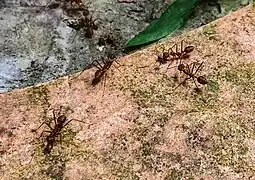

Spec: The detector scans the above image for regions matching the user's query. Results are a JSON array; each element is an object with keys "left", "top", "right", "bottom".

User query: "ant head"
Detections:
[
  {"left": 157, "top": 55, "right": 163, "bottom": 61},
  {"left": 184, "top": 46, "right": 195, "bottom": 53},
  {"left": 197, "top": 76, "right": 208, "bottom": 85},
  {"left": 176, "top": 52, "right": 182, "bottom": 57},
  {"left": 57, "top": 115, "right": 67, "bottom": 123},
  {"left": 162, "top": 52, "right": 169, "bottom": 59},
  {"left": 83, "top": 9, "right": 90, "bottom": 16},
  {"left": 178, "top": 64, "right": 185, "bottom": 71}
]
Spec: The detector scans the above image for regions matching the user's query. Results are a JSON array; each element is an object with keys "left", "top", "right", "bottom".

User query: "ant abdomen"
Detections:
[
  {"left": 184, "top": 46, "right": 195, "bottom": 53},
  {"left": 197, "top": 76, "right": 208, "bottom": 85},
  {"left": 92, "top": 70, "right": 102, "bottom": 85}
]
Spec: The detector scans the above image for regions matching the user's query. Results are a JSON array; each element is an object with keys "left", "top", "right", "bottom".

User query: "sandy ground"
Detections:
[{"left": 0, "top": 4, "right": 255, "bottom": 180}]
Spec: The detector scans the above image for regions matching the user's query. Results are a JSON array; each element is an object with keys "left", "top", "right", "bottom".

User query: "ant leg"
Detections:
[
  {"left": 186, "top": 62, "right": 195, "bottom": 76},
  {"left": 69, "top": 119, "right": 85, "bottom": 124},
  {"left": 170, "top": 44, "right": 176, "bottom": 51},
  {"left": 190, "top": 62, "right": 196, "bottom": 74},
  {"left": 91, "top": 17, "right": 98, "bottom": 29},
  {"left": 66, "top": 107, "right": 74, "bottom": 114},
  {"left": 101, "top": 58, "right": 109, "bottom": 66},
  {"left": 108, "top": 61, "right": 127, "bottom": 80},
  {"left": 58, "top": 132, "right": 63, "bottom": 147},
  {"left": 175, "top": 43, "right": 179, "bottom": 55},
  {"left": 46, "top": 122, "right": 53, "bottom": 130},
  {"left": 168, "top": 45, "right": 176, "bottom": 58},
  {"left": 78, "top": 60, "right": 103, "bottom": 77},
  {"left": 89, "top": 12, "right": 95, "bottom": 22},
  {"left": 102, "top": 73, "right": 107, "bottom": 97},
  {"left": 53, "top": 109, "right": 58, "bottom": 126},
  {"left": 112, "top": 63, "right": 123, "bottom": 74},
  {"left": 166, "top": 60, "right": 175, "bottom": 69},
  {"left": 62, "top": 119, "right": 73, "bottom": 128},
  {"left": 173, "top": 77, "right": 191, "bottom": 92},
  {"left": 44, "top": 0, "right": 53, "bottom": 9},
  {"left": 31, "top": 122, "right": 53, "bottom": 132},
  {"left": 170, "top": 43, "right": 178, "bottom": 58},
  {"left": 112, "top": 59, "right": 123, "bottom": 67},
  {"left": 31, "top": 122, "right": 45, "bottom": 132},
  {"left": 181, "top": 40, "right": 184, "bottom": 53},
  {"left": 78, "top": 60, "right": 101, "bottom": 77},
  {"left": 193, "top": 62, "right": 204, "bottom": 76},
  {"left": 63, "top": 118, "right": 85, "bottom": 128},
  {"left": 92, "top": 60, "right": 103, "bottom": 69},
  {"left": 39, "top": 130, "right": 51, "bottom": 138},
  {"left": 192, "top": 77, "right": 199, "bottom": 89},
  {"left": 92, "top": 17, "right": 98, "bottom": 24},
  {"left": 157, "top": 44, "right": 166, "bottom": 53},
  {"left": 62, "top": 120, "right": 76, "bottom": 128},
  {"left": 89, "top": 14, "right": 93, "bottom": 22}
]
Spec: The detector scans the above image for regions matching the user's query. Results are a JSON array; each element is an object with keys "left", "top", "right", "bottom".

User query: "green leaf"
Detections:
[{"left": 125, "top": 0, "right": 200, "bottom": 48}]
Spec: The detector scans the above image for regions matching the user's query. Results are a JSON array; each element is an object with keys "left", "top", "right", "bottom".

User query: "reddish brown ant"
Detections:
[
  {"left": 91, "top": 58, "right": 114, "bottom": 86},
  {"left": 169, "top": 40, "right": 195, "bottom": 60},
  {"left": 82, "top": 11, "right": 98, "bottom": 38},
  {"left": 79, "top": 53, "right": 121, "bottom": 86},
  {"left": 32, "top": 106, "right": 84, "bottom": 154},
  {"left": 153, "top": 41, "right": 195, "bottom": 70},
  {"left": 154, "top": 44, "right": 172, "bottom": 65},
  {"left": 172, "top": 62, "right": 208, "bottom": 91}
]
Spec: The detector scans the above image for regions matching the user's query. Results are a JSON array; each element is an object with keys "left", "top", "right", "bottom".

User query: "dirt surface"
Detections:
[
  {"left": 0, "top": 0, "right": 252, "bottom": 92},
  {"left": 0, "top": 4, "right": 255, "bottom": 179}
]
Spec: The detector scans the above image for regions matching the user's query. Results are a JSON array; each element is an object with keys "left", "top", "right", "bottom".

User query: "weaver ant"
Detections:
[
  {"left": 168, "top": 40, "right": 195, "bottom": 61},
  {"left": 65, "top": 10, "right": 98, "bottom": 38},
  {"left": 82, "top": 11, "right": 98, "bottom": 38},
  {"left": 79, "top": 53, "right": 120, "bottom": 86},
  {"left": 172, "top": 62, "right": 208, "bottom": 91},
  {"left": 154, "top": 44, "right": 172, "bottom": 65},
  {"left": 153, "top": 41, "right": 195, "bottom": 70},
  {"left": 32, "top": 106, "right": 84, "bottom": 154}
]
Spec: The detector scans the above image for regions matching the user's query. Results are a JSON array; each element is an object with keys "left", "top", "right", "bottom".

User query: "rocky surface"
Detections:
[
  {"left": 0, "top": 4, "right": 255, "bottom": 179},
  {"left": 0, "top": 0, "right": 252, "bottom": 92}
]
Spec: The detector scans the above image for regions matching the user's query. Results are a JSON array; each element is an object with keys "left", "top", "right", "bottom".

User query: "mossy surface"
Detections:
[
  {"left": 201, "top": 23, "right": 217, "bottom": 39},
  {"left": 27, "top": 85, "right": 50, "bottom": 107}
]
